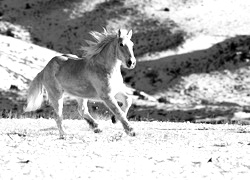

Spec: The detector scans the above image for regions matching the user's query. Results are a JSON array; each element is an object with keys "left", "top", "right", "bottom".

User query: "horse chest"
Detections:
[
  {"left": 109, "top": 73, "right": 123, "bottom": 86},
  {"left": 90, "top": 70, "right": 123, "bottom": 94}
]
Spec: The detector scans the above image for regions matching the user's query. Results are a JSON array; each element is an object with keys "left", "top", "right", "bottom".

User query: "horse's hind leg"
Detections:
[
  {"left": 77, "top": 98, "right": 102, "bottom": 133},
  {"left": 48, "top": 94, "right": 65, "bottom": 139},
  {"left": 44, "top": 82, "right": 65, "bottom": 139}
]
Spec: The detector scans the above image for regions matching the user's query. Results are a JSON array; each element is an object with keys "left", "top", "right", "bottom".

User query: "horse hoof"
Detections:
[
  {"left": 111, "top": 115, "right": 117, "bottom": 124},
  {"left": 128, "top": 131, "right": 136, "bottom": 136},
  {"left": 125, "top": 129, "right": 136, "bottom": 137},
  {"left": 59, "top": 135, "right": 66, "bottom": 140},
  {"left": 93, "top": 128, "right": 102, "bottom": 133}
]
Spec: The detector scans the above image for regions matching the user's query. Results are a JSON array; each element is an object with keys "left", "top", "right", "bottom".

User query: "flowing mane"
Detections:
[{"left": 81, "top": 28, "right": 117, "bottom": 59}]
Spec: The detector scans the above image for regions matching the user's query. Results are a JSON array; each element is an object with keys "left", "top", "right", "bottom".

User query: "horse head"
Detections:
[{"left": 116, "top": 29, "right": 136, "bottom": 69}]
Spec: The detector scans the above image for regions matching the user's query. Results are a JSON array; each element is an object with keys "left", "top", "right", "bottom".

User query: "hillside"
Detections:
[
  {"left": 0, "top": 0, "right": 185, "bottom": 56},
  {"left": 1, "top": 0, "right": 250, "bottom": 124}
]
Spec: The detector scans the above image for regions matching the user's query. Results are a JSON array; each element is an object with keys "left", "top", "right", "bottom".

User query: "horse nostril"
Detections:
[{"left": 127, "top": 60, "right": 132, "bottom": 66}]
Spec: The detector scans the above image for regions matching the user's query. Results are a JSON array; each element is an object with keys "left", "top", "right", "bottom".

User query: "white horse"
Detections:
[{"left": 25, "top": 28, "right": 136, "bottom": 138}]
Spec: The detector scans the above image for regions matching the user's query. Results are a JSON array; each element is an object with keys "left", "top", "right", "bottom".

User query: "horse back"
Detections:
[
  {"left": 61, "top": 54, "right": 80, "bottom": 60},
  {"left": 42, "top": 54, "right": 86, "bottom": 82},
  {"left": 47, "top": 54, "right": 99, "bottom": 98}
]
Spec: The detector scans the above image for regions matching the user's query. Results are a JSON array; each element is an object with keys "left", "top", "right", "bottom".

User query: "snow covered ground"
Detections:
[{"left": 1, "top": 119, "right": 250, "bottom": 179}]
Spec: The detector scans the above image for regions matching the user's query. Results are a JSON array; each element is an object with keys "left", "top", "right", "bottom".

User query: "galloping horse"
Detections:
[{"left": 25, "top": 28, "right": 136, "bottom": 138}]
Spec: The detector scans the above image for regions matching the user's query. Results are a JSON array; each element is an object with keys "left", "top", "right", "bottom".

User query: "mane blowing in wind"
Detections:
[
  {"left": 25, "top": 28, "right": 137, "bottom": 139},
  {"left": 81, "top": 28, "right": 117, "bottom": 59}
]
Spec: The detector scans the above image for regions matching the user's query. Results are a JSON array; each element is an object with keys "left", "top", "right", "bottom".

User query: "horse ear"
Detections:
[{"left": 127, "top": 30, "right": 132, "bottom": 39}]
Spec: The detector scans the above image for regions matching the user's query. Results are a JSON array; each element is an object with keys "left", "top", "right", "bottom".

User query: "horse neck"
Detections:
[{"left": 91, "top": 40, "right": 121, "bottom": 71}]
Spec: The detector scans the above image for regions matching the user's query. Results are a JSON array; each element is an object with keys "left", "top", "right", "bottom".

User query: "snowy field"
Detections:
[{"left": 1, "top": 119, "right": 250, "bottom": 179}]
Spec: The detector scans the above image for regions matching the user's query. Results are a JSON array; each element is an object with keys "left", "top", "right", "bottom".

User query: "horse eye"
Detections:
[{"left": 120, "top": 43, "right": 124, "bottom": 47}]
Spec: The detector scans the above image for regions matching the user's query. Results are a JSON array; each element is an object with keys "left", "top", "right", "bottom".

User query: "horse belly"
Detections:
[{"left": 62, "top": 80, "right": 98, "bottom": 99}]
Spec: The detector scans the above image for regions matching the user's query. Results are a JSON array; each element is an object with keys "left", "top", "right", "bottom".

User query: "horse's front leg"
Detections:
[
  {"left": 102, "top": 95, "right": 135, "bottom": 136},
  {"left": 77, "top": 98, "right": 102, "bottom": 133},
  {"left": 111, "top": 92, "right": 132, "bottom": 124}
]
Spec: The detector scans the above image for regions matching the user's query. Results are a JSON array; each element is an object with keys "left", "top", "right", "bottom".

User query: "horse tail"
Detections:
[{"left": 24, "top": 71, "right": 44, "bottom": 112}]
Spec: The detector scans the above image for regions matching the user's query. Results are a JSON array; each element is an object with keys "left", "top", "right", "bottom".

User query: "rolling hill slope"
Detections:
[{"left": 1, "top": 0, "right": 250, "bottom": 123}]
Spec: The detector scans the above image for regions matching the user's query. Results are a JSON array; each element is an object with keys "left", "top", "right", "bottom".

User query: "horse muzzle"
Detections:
[{"left": 126, "top": 57, "right": 136, "bottom": 69}]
